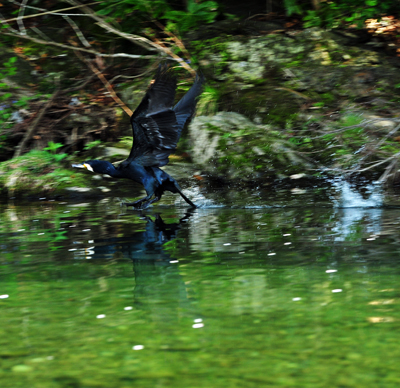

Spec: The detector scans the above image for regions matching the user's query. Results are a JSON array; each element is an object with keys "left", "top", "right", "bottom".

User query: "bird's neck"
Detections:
[{"left": 100, "top": 161, "right": 124, "bottom": 178}]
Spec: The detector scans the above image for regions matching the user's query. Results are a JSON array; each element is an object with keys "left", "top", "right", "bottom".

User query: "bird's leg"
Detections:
[
  {"left": 173, "top": 181, "right": 197, "bottom": 208},
  {"left": 124, "top": 196, "right": 151, "bottom": 208},
  {"left": 124, "top": 180, "right": 158, "bottom": 209},
  {"left": 141, "top": 196, "right": 161, "bottom": 209}
]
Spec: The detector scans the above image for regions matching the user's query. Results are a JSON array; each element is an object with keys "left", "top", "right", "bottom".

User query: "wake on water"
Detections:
[{"left": 176, "top": 179, "right": 384, "bottom": 210}]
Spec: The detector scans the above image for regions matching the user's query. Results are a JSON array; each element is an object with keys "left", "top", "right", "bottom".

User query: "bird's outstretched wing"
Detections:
[
  {"left": 174, "top": 71, "right": 205, "bottom": 139},
  {"left": 121, "top": 66, "right": 204, "bottom": 168}
]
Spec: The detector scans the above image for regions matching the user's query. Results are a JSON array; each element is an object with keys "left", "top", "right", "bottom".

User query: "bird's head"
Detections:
[{"left": 72, "top": 160, "right": 115, "bottom": 175}]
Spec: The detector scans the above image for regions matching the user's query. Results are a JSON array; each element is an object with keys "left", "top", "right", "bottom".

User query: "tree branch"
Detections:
[
  {"left": 0, "top": 31, "right": 160, "bottom": 60},
  {"left": 14, "top": 91, "right": 60, "bottom": 158},
  {"left": 2, "top": 2, "right": 101, "bottom": 22},
  {"left": 16, "top": 0, "right": 28, "bottom": 35},
  {"left": 63, "top": 0, "right": 163, "bottom": 52},
  {"left": 74, "top": 51, "right": 133, "bottom": 117}
]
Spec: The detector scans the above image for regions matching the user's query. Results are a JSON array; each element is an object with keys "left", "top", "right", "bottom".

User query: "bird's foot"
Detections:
[{"left": 123, "top": 198, "right": 148, "bottom": 209}]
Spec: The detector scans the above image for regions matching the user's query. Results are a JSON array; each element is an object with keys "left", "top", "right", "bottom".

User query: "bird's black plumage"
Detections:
[{"left": 72, "top": 66, "right": 204, "bottom": 209}]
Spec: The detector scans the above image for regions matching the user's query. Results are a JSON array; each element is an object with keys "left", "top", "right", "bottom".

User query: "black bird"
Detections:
[{"left": 72, "top": 66, "right": 204, "bottom": 209}]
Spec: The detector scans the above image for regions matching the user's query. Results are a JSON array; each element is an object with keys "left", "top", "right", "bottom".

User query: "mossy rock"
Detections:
[
  {"left": 0, "top": 150, "right": 95, "bottom": 198},
  {"left": 189, "top": 112, "right": 313, "bottom": 182}
]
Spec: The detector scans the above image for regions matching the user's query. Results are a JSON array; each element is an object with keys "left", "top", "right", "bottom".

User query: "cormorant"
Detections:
[{"left": 72, "top": 66, "right": 204, "bottom": 209}]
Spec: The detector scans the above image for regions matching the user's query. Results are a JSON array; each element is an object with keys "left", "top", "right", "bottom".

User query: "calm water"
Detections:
[{"left": 1, "top": 185, "right": 400, "bottom": 388}]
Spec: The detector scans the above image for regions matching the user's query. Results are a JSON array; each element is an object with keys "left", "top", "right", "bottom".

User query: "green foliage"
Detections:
[
  {"left": 0, "top": 57, "right": 18, "bottom": 99},
  {"left": 299, "top": 0, "right": 399, "bottom": 29},
  {"left": 117, "top": 136, "right": 133, "bottom": 149},
  {"left": 96, "top": 0, "right": 218, "bottom": 34},
  {"left": 341, "top": 114, "right": 363, "bottom": 127},
  {"left": 0, "top": 57, "right": 32, "bottom": 146},
  {"left": 284, "top": 0, "right": 302, "bottom": 16},
  {"left": 83, "top": 140, "right": 102, "bottom": 151},
  {"left": 44, "top": 142, "right": 67, "bottom": 163},
  {"left": 164, "top": 0, "right": 218, "bottom": 33},
  {"left": 281, "top": 0, "right": 400, "bottom": 28},
  {"left": 0, "top": 56, "right": 17, "bottom": 82},
  {"left": 197, "top": 85, "right": 220, "bottom": 115}
]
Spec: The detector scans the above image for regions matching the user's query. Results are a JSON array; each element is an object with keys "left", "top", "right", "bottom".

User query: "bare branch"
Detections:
[
  {"left": 108, "top": 64, "right": 161, "bottom": 85},
  {"left": 63, "top": 15, "right": 91, "bottom": 47},
  {"left": 9, "top": 0, "right": 92, "bottom": 17},
  {"left": 346, "top": 122, "right": 400, "bottom": 174},
  {"left": 356, "top": 151, "right": 400, "bottom": 173},
  {"left": 63, "top": 0, "right": 162, "bottom": 52},
  {"left": 74, "top": 51, "right": 133, "bottom": 117},
  {"left": 14, "top": 91, "right": 60, "bottom": 158},
  {"left": 377, "top": 157, "right": 399, "bottom": 184},
  {"left": 6, "top": 0, "right": 194, "bottom": 71},
  {"left": 0, "top": 30, "right": 161, "bottom": 61},
  {"left": 31, "top": 27, "right": 56, "bottom": 43},
  {"left": 0, "top": 12, "right": 19, "bottom": 33},
  {"left": 2, "top": 2, "right": 102, "bottom": 22},
  {"left": 17, "top": 0, "right": 28, "bottom": 35}
]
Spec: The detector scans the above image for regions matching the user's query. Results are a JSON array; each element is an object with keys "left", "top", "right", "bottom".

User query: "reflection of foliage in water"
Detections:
[{"left": 1, "top": 201, "right": 400, "bottom": 387}]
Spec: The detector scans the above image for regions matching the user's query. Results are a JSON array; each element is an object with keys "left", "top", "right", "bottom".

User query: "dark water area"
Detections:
[{"left": 1, "top": 184, "right": 400, "bottom": 387}]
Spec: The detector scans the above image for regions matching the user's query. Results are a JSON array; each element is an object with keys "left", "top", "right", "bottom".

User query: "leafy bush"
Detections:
[
  {"left": 96, "top": 0, "right": 218, "bottom": 34},
  {"left": 282, "top": 0, "right": 400, "bottom": 29},
  {"left": 44, "top": 142, "right": 67, "bottom": 163}
]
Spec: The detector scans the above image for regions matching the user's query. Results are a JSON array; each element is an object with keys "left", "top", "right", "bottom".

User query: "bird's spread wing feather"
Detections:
[
  {"left": 131, "top": 66, "right": 176, "bottom": 122},
  {"left": 136, "top": 110, "right": 179, "bottom": 149},
  {"left": 174, "top": 72, "right": 205, "bottom": 137},
  {"left": 121, "top": 66, "right": 204, "bottom": 169}
]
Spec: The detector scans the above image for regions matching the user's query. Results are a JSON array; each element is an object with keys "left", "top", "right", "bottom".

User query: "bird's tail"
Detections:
[{"left": 174, "top": 71, "right": 205, "bottom": 137}]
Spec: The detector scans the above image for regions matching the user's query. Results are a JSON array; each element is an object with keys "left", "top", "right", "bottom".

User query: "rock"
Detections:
[
  {"left": 66, "top": 187, "right": 92, "bottom": 192},
  {"left": 189, "top": 112, "right": 313, "bottom": 182}
]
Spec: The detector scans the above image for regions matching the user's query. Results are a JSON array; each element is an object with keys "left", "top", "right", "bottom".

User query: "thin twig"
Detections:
[
  {"left": 347, "top": 122, "right": 400, "bottom": 174},
  {"left": 356, "top": 151, "right": 400, "bottom": 173},
  {"left": 152, "top": 19, "right": 192, "bottom": 61},
  {"left": 74, "top": 51, "right": 133, "bottom": 116},
  {"left": 0, "top": 31, "right": 159, "bottom": 61},
  {"left": 65, "top": 0, "right": 195, "bottom": 72},
  {"left": 64, "top": 0, "right": 162, "bottom": 52},
  {"left": 377, "top": 157, "right": 398, "bottom": 183},
  {"left": 63, "top": 73, "right": 101, "bottom": 93},
  {"left": 152, "top": 37, "right": 195, "bottom": 75},
  {"left": 63, "top": 15, "right": 91, "bottom": 47},
  {"left": 2, "top": 2, "right": 102, "bottom": 22},
  {"left": 31, "top": 27, "right": 56, "bottom": 43},
  {"left": 0, "top": 12, "right": 19, "bottom": 33},
  {"left": 17, "top": 0, "right": 28, "bottom": 35},
  {"left": 293, "top": 118, "right": 400, "bottom": 140},
  {"left": 108, "top": 64, "right": 159, "bottom": 84},
  {"left": 275, "top": 87, "right": 310, "bottom": 100},
  {"left": 10, "top": 0, "right": 92, "bottom": 17},
  {"left": 13, "top": 91, "right": 60, "bottom": 158},
  {"left": 4, "top": 0, "right": 193, "bottom": 73},
  {"left": 375, "top": 122, "right": 400, "bottom": 149}
]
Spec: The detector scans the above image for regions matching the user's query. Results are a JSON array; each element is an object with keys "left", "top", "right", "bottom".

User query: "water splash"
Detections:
[
  {"left": 175, "top": 187, "right": 224, "bottom": 208},
  {"left": 331, "top": 179, "right": 383, "bottom": 208},
  {"left": 330, "top": 178, "right": 383, "bottom": 239}
]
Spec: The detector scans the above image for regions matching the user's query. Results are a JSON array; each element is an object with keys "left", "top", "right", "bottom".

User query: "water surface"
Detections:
[{"left": 1, "top": 187, "right": 400, "bottom": 387}]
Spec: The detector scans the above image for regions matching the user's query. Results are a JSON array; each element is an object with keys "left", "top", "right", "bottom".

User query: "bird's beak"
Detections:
[{"left": 72, "top": 163, "right": 94, "bottom": 172}]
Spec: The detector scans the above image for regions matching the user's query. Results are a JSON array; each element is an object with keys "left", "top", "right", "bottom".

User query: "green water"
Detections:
[{"left": 1, "top": 196, "right": 400, "bottom": 387}]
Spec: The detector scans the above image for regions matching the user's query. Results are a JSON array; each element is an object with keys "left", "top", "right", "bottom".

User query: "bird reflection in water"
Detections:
[
  {"left": 90, "top": 211, "right": 196, "bottom": 322},
  {"left": 91, "top": 210, "right": 193, "bottom": 263}
]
